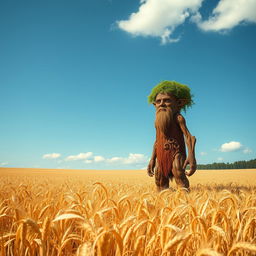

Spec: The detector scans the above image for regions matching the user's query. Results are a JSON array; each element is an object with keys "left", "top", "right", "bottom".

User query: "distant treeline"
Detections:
[{"left": 197, "top": 158, "right": 256, "bottom": 170}]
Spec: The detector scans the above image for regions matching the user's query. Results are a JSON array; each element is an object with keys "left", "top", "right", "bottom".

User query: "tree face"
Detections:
[{"left": 154, "top": 93, "right": 179, "bottom": 114}]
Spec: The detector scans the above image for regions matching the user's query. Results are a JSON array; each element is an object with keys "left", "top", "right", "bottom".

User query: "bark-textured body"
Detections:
[{"left": 155, "top": 114, "right": 186, "bottom": 178}]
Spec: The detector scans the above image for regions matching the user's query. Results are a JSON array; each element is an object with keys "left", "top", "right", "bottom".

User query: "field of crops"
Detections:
[{"left": 0, "top": 168, "right": 256, "bottom": 256}]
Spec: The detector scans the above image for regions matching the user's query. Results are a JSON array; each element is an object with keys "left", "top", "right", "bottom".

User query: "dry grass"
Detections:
[{"left": 0, "top": 168, "right": 256, "bottom": 256}]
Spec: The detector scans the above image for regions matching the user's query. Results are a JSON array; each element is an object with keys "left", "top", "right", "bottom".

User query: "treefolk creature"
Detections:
[{"left": 147, "top": 81, "right": 197, "bottom": 191}]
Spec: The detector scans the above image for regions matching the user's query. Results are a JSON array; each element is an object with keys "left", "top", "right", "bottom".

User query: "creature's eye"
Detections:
[
  {"left": 155, "top": 99, "right": 161, "bottom": 104},
  {"left": 164, "top": 99, "right": 171, "bottom": 103}
]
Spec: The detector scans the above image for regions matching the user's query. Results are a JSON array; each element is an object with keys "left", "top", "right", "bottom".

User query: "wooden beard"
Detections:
[{"left": 155, "top": 108, "right": 175, "bottom": 178}]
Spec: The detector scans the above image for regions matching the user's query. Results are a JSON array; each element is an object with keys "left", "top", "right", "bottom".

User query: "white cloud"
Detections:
[
  {"left": 42, "top": 153, "right": 61, "bottom": 159},
  {"left": 124, "top": 153, "right": 149, "bottom": 164},
  {"left": 243, "top": 147, "right": 252, "bottom": 154},
  {"left": 117, "top": 0, "right": 256, "bottom": 43},
  {"left": 54, "top": 151, "right": 149, "bottom": 166},
  {"left": 117, "top": 0, "right": 203, "bottom": 44},
  {"left": 197, "top": 0, "right": 256, "bottom": 31},
  {"left": 220, "top": 141, "right": 242, "bottom": 152},
  {"left": 107, "top": 157, "right": 122, "bottom": 163},
  {"left": 200, "top": 152, "right": 207, "bottom": 156},
  {"left": 94, "top": 156, "right": 105, "bottom": 162},
  {"left": 66, "top": 152, "right": 93, "bottom": 161},
  {"left": 106, "top": 153, "right": 148, "bottom": 165},
  {"left": 217, "top": 157, "right": 224, "bottom": 162},
  {"left": 0, "top": 162, "right": 8, "bottom": 166}
]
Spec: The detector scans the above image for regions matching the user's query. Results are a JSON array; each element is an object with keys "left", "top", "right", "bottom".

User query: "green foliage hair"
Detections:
[{"left": 148, "top": 80, "right": 194, "bottom": 112}]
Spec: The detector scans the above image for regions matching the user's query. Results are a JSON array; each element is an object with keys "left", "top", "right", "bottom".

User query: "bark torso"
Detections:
[{"left": 155, "top": 114, "right": 186, "bottom": 177}]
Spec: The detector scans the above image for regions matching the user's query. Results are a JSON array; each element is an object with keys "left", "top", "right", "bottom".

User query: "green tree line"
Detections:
[{"left": 197, "top": 158, "right": 256, "bottom": 170}]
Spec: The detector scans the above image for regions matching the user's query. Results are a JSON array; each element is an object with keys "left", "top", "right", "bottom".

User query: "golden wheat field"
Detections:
[{"left": 0, "top": 168, "right": 256, "bottom": 256}]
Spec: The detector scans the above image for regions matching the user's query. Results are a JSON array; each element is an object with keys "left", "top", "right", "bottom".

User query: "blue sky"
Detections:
[{"left": 1, "top": 0, "right": 256, "bottom": 170}]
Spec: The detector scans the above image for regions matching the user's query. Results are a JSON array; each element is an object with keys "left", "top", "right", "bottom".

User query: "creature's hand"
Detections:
[
  {"left": 183, "top": 157, "right": 197, "bottom": 176},
  {"left": 147, "top": 159, "right": 155, "bottom": 177}
]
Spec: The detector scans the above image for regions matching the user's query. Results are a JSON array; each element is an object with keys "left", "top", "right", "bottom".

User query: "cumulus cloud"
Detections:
[
  {"left": 66, "top": 152, "right": 93, "bottom": 161},
  {"left": 117, "top": 0, "right": 203, "bottom": 44},
  {"left": 59, "top": 152, "right": 149, "bottom": 166},
  {"left": 220, "top": 141, "right": 242, "bottom": 152},
  {"left": 124, "top": 153, "right": 149, "bottom": 164},
  {"left": 200, "top": 152, "right": 207, "bottom": 156},
  {"left": 197, "top": 0, "right": 256, "bottom": 31},
  {"left": 117, "top": 0, "right": 256, "bottom": 43},
  {"left": 42, "top": 153, "right": 61, "bottom": 159},
  {"left": 0, "top": 162, "right": 8, "bottom": 166},
  {"left": 107, "top": 157, "right": 122, "bottom": 163},
  {"left": 94, "top": 156, "right": 105, "bottom": 162},
  {"left": 106, "top": 153, "right": 148, "bottom": 165}
]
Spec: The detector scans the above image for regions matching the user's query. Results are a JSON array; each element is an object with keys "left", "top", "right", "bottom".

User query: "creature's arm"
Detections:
[
  {"left": 147, "top": 141, "right": 156, "bottom": 177},
  {"left": 177, "top": 114, "right": 197, "bottom": 176}
]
